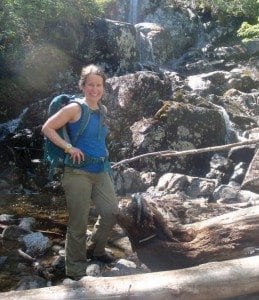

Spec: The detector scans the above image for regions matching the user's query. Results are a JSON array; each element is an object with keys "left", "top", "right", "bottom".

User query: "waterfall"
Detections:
[
  {"left": 187, "top": 75, "right": 210, "bottom": 90},
  {"left": 217, "top": 105, "right": 235, "bottom": 143},
  {"left": 129, "top": 0, "right": 138, "bottom": 24},
  {"left": 128, "top": 0, "right": 157, "bottom": 66},
  {"left": 138, "top": 31, "right": 155, "bottom": 64},
  {"left": 210, "top": 103, "right": 244, "bottom": 143}
]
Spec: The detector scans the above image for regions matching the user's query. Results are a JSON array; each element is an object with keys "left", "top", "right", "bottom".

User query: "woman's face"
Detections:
[{"left": 83, "top": 74, "right": 104, "bottom": 102}]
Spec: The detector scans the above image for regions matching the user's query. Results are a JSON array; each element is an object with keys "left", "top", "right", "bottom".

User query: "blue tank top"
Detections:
[{"left": 67, "top": 108, "right": 108, "bottom": 173}]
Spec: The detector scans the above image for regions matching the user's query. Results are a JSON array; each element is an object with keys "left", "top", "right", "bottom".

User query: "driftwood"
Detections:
[
  {"left": 112, "top": 138, "right": 259, "bottom": 168},
  {"left": 1, "top": 256, "right": 259, "bottom": 300},
  {"left": 17, "top": 249, "right": 53, "bottom": 280},
  {"left": 2, "top": 203, "right": 259, "bottom": 299},
  {"left": 117, "top": 198, "right": 259, "bottom": 271}
]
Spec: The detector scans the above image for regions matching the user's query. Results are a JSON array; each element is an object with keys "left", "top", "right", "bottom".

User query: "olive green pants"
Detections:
[{"left": 62, "top": 167, "right": 118, "bottom": 277}]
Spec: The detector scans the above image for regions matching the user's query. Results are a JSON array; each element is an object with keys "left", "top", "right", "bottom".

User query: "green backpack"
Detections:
[{"left": 43, "top": 94, "right": 107, "bottom": 179}]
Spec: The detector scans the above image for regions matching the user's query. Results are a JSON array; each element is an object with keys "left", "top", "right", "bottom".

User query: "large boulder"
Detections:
[
  {"left": 1, "top": 17, "right": 140, "bottom": 121},
  {"left": 46, "top": 17, "right": 139, "bottom": 74},
  {"left": 129, "top": 101, "right": 226, "bottom": 174},
  {"left": 103, "top": 70, "right": 172, "bottom": 159},
  {"left": 143, "top": 7, "right": 198, "bottom": 58}
]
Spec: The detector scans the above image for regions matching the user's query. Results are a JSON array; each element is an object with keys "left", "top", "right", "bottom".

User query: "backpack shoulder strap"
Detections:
[
  {"left": 98, "top": 103, "right": 107, "bottom": 125},
  {"left": 68, "top": 99, "right": 90, "bottom": 145}
]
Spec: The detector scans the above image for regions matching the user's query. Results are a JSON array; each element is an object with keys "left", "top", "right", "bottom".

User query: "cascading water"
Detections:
[
  {"left": 129, "top": 0, "right": 138, "bottom": 24},
  {"left": 0, "top": 108, "right": 28, "bottom": 141},
  {"left": 128, "top": 0, "right": 156, "bottom": 65},
  {"left": 210, "top": 103, "right": 244, "bottom": 143},
  {"left": 217, "top": 105, "right": 236, "bottom": 143},
  {"left": 137, "top": 30, "right": 155, "bottom": 64},
  {"left": 187, "top": 77, "right": 244, "bottom": 144}
]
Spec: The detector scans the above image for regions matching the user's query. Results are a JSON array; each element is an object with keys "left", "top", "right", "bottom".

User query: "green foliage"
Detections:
[
  {"left": 95, "top": 0, "right": 117, "bottom": 12},
  {"left": 95, "top": 0, "right": 118, "bottom": 15},
  {"left": 237, "top": 19, "right": 259, "bottom": 41},
  {"left": 195, "top": 0, "right": 259, "bottom": 20},
  {"left": 0, "top": 0, "right": 102, "bottom": 74}
]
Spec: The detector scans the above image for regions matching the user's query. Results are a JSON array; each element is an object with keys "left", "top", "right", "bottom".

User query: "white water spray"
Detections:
[
  {"left": 129, "top": 0, "right": 139, "bottom": 24},
  {"left": 210, "top": 103, "right": 244, "bottom": 143},
  {"left": 0, "top": 108, "right": 28, "bottom": 141},
  {"left": 138, "top": 30, "right": 155, "bottom": 64}
]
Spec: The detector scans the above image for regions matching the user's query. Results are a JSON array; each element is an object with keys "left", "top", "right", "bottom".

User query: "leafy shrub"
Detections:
[
  {"left": 95, "top": 0, "right": 117, "bottom": 13},
  {"left": 195, "top": 0, "right": 258, "bottom": 21},
  {"left": 0, "top": 0, "right": 102, "bottom": 75},
  {"left": 237, "top": 19, "right": 259, "bottom": 41}
]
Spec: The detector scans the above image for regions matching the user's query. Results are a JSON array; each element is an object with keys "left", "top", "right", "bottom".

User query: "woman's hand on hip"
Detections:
[{"left": 68, "top": 147, "right": 85, "bottom": 164}]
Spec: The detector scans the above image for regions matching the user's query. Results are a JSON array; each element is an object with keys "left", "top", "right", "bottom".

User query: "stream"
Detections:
[
  {"left": 0, "top": 194, "right": 129, "bottom": 292},
  {"left": 0, "top": 194, "right": 66, "bottom": 291}
]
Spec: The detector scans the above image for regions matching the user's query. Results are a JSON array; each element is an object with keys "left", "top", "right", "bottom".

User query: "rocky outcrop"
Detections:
[
  {"left": 129, "top": 101, "right": 226, "bottom": 174},
  {"left": 143, "top": 6, "right": 199, "bottom": 59},
  {"left": 0, "top": 0, "right": 258, "bottom": 195},
  {"left": 136, "top": 22, "right": 174, "bottom": 64}
]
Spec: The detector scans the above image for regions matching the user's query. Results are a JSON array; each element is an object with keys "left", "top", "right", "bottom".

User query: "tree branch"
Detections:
[{"left": 111, "top": 138, "right": 259, "bottom": 169}]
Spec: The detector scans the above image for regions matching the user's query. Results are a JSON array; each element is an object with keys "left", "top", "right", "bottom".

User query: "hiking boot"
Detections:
[
  {"left": 93, "top": 252, "right": 115, "bottom": 264},
  {"left": 67, "top": 275, "right": 84, "bottom": 281},
  {"left": 86, "top": 248, "right": 94, "bottom": 260}
]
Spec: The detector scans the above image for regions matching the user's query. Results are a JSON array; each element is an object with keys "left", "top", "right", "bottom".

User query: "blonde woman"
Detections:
[{"left": 42, "top": 65, "right": 118, "bottom": 280}]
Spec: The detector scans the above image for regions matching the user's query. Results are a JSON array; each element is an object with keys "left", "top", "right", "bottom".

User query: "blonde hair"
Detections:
[{"left": 78, "top": 64, "right": 106, "bottom": 90}]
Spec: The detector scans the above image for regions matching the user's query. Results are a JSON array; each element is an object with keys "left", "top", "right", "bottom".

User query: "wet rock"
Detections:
[
  {"left": 156, "top": 172, "right": 217, "bottom": 199},
  {"left": 140, "top": 171, "right": 157, "bottom": 188},
  {"left": 135, "top": 22, "right": 174, "bottom": 64},
  {"left": 229, "top": 162, "right": 247, "bottom": 184},
  {"left": 110, "top": 236, "right": 132, "bottom": 254},
  {"left": 116, "top": 258, "right": 136, "bottom": 268},
  {"left": 210, "top": 154, "right": 233, "bottom": 172},
  {"left": 19, "top": 217, "right": 36, "bottom": 231},
  {"left": 244, "top": 38, "right": 259, "bottom": 55},
  {"left": 102, "top": 258, "right": 146, "bottom": 277},
  {"left": 0, "top": 214, "right": 16, "bottom": 224},
  {"left": 213, "top": 45, "right": 248, "bottom": 61},
  {"left": 228, "top": 145, "right": 255, "bottom": 164},
  {"left": 206, "top": 153, "right": 234, "bottom": 183},
  {"left": 0, "top": 256, "right": 7, "bottom": 268},
  {"left": 22, "top": 232, "right": 52, "bottom": 256},
  {"left": 86, "top": 263, "right": 101, "bottom": 277},
  {"left": 51, "top": 244, "right": 63, "bottom": 255},
  {"left": 213, "top": 184, "right": 239, "bottom": 203},
  {"left": 2, "top": 225, "right": 30, "bottom": 240},
  {"left": 128, "top": 101, "right": 226, "bottom": 174},
  {"left": 237, "top": 190, "right": 259, "bottom": 204},
  {"left": 114, "top": 167, "right": 148, "bottom": 195},
  {"left": 144, "top": 7, "right": 198, "bottom": 58},
  {"left": 51, "top": 256, "right": 65, "bottom": 277},
  {"left": 0, "top": 180, "right": 11, "bottom": 191},
  {"left": 185, "top": 177, "right": 217, "bottom": 198},
  {"left": 156, "top": 173, "right": 188, "bottom": 192},
  {"left": 15, "top": 275, "right": 48, "bottom": 291},
  {"left": 187, "top": 71, "right": 229, "bottom": 95},
  {"left": 227, "top": 76, "right": 256, "bottom": 93}
]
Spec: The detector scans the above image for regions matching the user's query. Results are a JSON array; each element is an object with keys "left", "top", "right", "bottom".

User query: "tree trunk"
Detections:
[
  {"left": 117, "top": 199, "right": 259, "bottom": 271},
  {"left": 1, "top": 256, "right": 259, "bottom": 300}
]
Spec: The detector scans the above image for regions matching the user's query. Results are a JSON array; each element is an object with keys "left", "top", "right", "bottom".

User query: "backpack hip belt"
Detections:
[{"left": 64, "top": 153, "right": 108, "bottom": 168}]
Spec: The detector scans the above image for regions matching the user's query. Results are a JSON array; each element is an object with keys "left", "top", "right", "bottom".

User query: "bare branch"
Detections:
[{"left": 112, "top": 138, "right": 259, "bottom": 169}]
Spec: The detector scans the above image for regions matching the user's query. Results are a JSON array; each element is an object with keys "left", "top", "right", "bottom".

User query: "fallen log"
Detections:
[
  {"left": 117, "top": 198, "right": 259, "bottom": 271},
  {"left": 112, "top": 138, "right": 259, "bottom": 168},
  {"left": 1, "top": 256, "right": 259, "bottom": 300}
]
